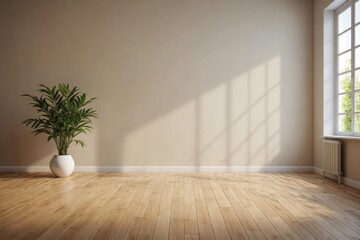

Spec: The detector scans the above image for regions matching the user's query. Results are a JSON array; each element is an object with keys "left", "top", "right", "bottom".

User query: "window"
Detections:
[{"left": 335, "top": 0, "right": 360, "bottom": 135}]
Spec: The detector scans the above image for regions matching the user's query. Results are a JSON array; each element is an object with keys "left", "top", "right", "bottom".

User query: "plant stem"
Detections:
[{"left": 57, "top": 136, "right": 69, "bottom": 155}]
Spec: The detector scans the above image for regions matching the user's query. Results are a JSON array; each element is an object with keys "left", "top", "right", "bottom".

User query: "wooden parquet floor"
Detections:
[{"left": 0, "top": 172, "right": 359, "bottom": 240}]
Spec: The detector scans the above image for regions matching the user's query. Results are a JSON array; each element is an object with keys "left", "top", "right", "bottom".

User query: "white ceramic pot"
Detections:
[{"left": 50, "top": 155, "right": 75, "bottom": 177}]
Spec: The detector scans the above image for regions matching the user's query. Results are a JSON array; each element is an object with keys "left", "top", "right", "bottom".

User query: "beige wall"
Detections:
[
  {"left": 0, "top": 0, "right": 313, "bottom": 167},
  {"left": 342, "top": 140, "right": 360, "bottom": 181},
  {"left": 313, "top": 0, "right": 360, "bottom": 182}
]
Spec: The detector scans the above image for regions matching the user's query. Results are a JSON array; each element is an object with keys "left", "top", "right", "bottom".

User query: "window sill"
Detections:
[{"left": 320, "top": 135, "right": 360, "bottom": 140}]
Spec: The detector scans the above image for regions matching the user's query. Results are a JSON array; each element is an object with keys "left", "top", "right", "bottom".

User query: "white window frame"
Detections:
[{"left": 335, "top": 0, "right": 360, "bottom": 136}]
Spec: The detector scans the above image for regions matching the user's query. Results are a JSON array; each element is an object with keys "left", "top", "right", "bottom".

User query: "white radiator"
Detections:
[{"left": 322, "top": 140, "right": 342, "bottom": 183}]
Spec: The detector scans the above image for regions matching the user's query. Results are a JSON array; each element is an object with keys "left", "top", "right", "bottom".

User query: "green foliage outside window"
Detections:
[{"left": 339, "top": 60, "right": 360, "bottom": 132}]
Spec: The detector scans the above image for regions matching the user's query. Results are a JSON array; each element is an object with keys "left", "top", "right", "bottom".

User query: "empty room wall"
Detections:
[{"left": 0, "top": 0, "right": 313, "bottom": 167}]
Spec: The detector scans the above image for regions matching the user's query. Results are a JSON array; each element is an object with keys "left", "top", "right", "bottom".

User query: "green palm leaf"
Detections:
[{"left": 22, "top": 83, "right": 98, "bottom": 155}]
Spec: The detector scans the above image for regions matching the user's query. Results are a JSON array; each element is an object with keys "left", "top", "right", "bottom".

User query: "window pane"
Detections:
[
  {"left": 356, "top": 70, "right": 360, "bottom": 90},
  {"left": 339, "top": 114, "right": 352, "bottom": 132},
  {"left": 356, "top": 1, "right": 360, "bottom": 24},
  {"left": 356, "top": 91, "right": 360, "bottom": 112},
  {"left": 339, "top": 51, "right": 352, "bottom": 73},
  {"left": 355, "top": 114, "right": 360, "bottom": 132},
  {"left": 356, "top": 25, "right": 360, "bottom": 46},
  {"left": 339, "top": 73, "right": 352, "bottom": 93},
  {"left": 339, "top": 93, "right": 352, "bottom": 113},
  {"left": 339, "top": 30, "right": 351, "bottom": 53},
  {"left": 356, "top": 47, "right": 360, "bottom": 68},
  {"left": 338, "top": 7, "right": 352, "bottom": 33}
]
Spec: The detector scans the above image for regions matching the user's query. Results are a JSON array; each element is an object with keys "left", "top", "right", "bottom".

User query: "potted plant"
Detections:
[{"left": 22, "top": 83, "right": 97, "bottom": 177}]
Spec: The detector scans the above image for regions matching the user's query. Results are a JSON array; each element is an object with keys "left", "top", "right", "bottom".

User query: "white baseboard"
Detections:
[
  {"left": 313, "top": 166, "right": 323, "bottom": 175},
  {"left": 0, "top": 165, "right": 313, "bottom": 173},
  {"left": 313, "top": 166, "right": 360, "bottom": 190},
  {"left": 75, "top": 165, "right": 314, "bottom": 172},
  {"left": 343, "top": 177, "right": 360, "bottom": 190}
]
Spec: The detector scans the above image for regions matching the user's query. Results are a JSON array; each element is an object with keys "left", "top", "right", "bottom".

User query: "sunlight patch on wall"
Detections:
[
  {"left": 229, "top": 55, "right": 281, "bottom": 166},
  {"left": 266, "top": 56, "right": 281, "bottom": 162},
  {"left": 250, "top": 64, "right": 267, "bottom": 104},
  {"left": 121, "top": 55, "right": 282, "bottom": 166},
  {"left": 248, "top": 61, "right": 267, "bottom": 164}
]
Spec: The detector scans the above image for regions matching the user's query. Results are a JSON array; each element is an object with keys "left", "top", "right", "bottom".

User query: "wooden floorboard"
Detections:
[{"left": 0, "top": 172, "right": 359, "bottom": 240}]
